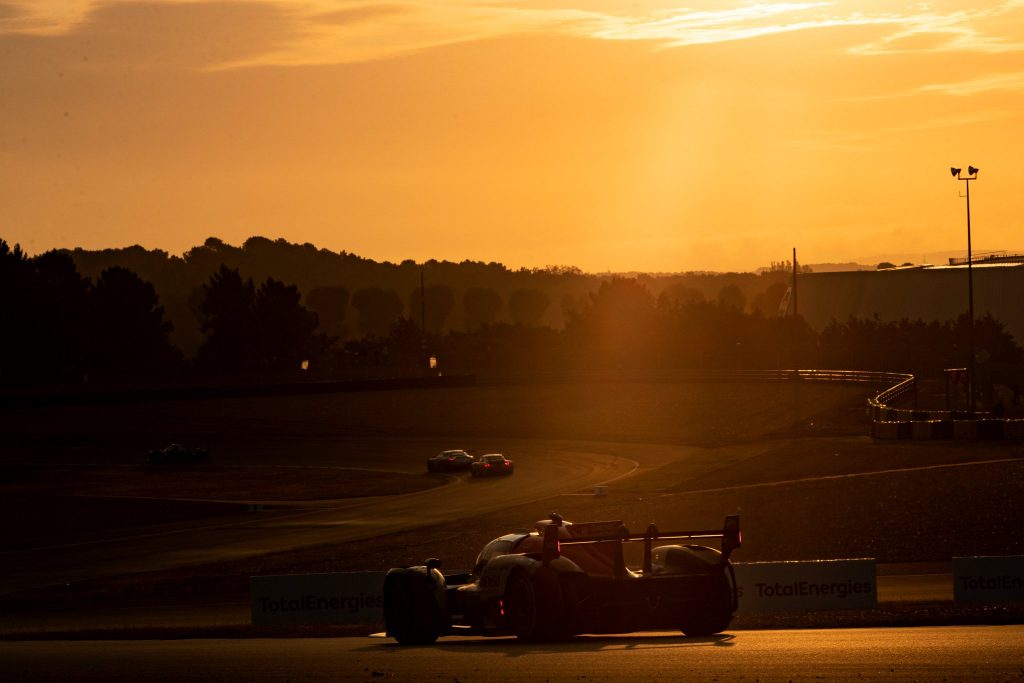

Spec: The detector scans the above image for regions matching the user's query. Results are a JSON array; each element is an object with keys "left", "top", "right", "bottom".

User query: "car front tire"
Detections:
[{"left": 384, "top": 568, "right": 446, "bottom": 645}]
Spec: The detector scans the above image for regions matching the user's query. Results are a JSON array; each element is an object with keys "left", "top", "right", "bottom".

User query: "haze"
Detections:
[{"left": 3, "top": 1, "right": 1024, "bottom": 272}]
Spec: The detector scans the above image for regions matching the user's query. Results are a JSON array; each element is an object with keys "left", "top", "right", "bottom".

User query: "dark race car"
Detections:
[
  {"left": 147, "top": 443, "right": 210, "bottom": 465},
  {"left": 470, "top": 453, "right": 514, "bottom": 477},
  {"left": 383, "top": 513, "right": 741, "bottom": 644},
  {"left": 426, "top": 449, "right": 475, "bottom": 473}
]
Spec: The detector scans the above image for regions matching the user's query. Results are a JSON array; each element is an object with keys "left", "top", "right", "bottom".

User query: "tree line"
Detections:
[
  {"left": 65, "top": 236, "right": 796, "bottom": 356},
  {"left": 2, "top": 238, "right": 1019, "bottom": 386}
]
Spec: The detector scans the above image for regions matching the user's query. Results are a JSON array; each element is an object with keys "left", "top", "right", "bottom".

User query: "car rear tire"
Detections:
[{"left": 679, "top": 564, "right": 736, "bottom": 637}]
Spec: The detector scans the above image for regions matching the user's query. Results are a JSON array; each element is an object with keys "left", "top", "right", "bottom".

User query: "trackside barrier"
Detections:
[
  {"left": 912, "top": 421, "right": 935, "bottom": 440},
  {"left": 953, "top": 556, "right": 1024, "bottom": 603},
  {"left": 871, "top": 421, "right": 900, "bottom": 439},
  {"left": 505, "top": 367, "right": 1018, "bottom": 441},
  {"left": 977, "top": 419, "right": 1004, "bottom": 439},
  {"left": 733, "top": 560, "right": 877, "bottom": 612},
  {"left": 250, "top": 572, "right": 387, "bottom": 626},
  {"left": 954, "top": 420, "right": 977, "bottom": 439},
  {"left": 1007, "top": 421, "right": 1024, "bottom": 439},
  {"left": 863, "top": 370, "right": 1024, "bottom": 440}
]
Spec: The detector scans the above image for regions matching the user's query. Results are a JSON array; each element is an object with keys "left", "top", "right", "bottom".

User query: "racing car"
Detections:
[
  {"left": 426, "top": 450, "right": 475, "bottom": 472},
  {"left": 470, "top": 453, "right": 514, "bottom": 477},
  {"left": 383, "top": 513, "right": 740, "bottom": 644},
  {"left": 147, "top": 443, "right": 211, "bottom": 465}
]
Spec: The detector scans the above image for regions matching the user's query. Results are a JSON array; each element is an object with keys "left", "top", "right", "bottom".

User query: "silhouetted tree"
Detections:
[
  {"left": 253, "top": 278, "right": 320, "bottom": 371},
  {"left": 196, "top": 265, "right": 257, "bottom": 372},
  {"left": 409, "top": 284, "right": 455, "bottom": 334},
  {"left": 0, "top": 240, "right": 34, "bottom": 383},
  {"left": 564, "top": 278, "right": 659, "bottom": 369},
  {"left": 657, "top": 283, "right": 705, "bottom": 309},
  {"left": 957, "top": 313, "right": 1021, "bottom": 365},
  {"left": 352, "top": 287, "right": 404, "bottom": 337},
  {"left": 28, "top": 250, "right": 91, "bottom": 381},
  {"left": 750, "top": 281, "right": 789, "bottom": 316},
  {"left": 442, "top": 322, "right": 564, "bottom": 373},
  {"left": 88, "top": 266, "right": 180, "bottom": 377},
  {"left": 508, "top": 288, "right": 549, "bottom": 326},
  {"left": 306, "top": 285, "right": 349, "bottom": 339},
  {"left": 462, "top": 287, "right": 502, "bottom": 330},
  {"left": 717, "top": 284, "right": 746, "bottom": 311},
  {"left": 386, "top": 316, "right": 427, "bottom": 368}
]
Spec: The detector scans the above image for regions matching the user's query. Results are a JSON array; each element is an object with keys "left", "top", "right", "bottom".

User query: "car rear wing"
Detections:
[{"left": 542, "top": 515, "right": 741, "bottom": 577}]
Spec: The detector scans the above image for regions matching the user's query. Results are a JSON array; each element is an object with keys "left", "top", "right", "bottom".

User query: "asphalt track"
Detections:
[
  {"left": 5, "top": 626, "right": 1023, "bottom": 681},
  {"left": 0, "top": 438, "right": 641, "bottom": 595}
]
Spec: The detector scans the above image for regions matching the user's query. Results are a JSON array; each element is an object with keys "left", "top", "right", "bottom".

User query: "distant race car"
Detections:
[
  {"left": 147, "top": 443, "right": 210, "bottom": 465},
  {"left": 426, "top": 450, "right": 475, "bottom": 472},
  {"left": 470, "top": 453, "right": 514, "bottom": 477},
  {"left": 383, "top": 513, "right": 741, "bottom": 644}
]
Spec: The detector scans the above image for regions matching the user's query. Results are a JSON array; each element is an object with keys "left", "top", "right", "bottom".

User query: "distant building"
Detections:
[{"left": 796, "top": 260, "right": 1024, "bottom": 345}]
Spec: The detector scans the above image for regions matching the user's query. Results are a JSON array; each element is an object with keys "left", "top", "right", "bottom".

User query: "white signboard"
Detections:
[
  {"left": 953, "top": 556, "right": 1024, "bottom": 603},
  {"left": 734, "top": 559, "right": 877, "bottom": 612},
  {"left": 251, "top": 571, "right": 387, "bottom": 626}
]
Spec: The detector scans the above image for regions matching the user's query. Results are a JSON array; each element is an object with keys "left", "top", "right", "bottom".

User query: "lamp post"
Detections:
[{"left": 950, "top": 165, "right": 979, "bottom": 413}]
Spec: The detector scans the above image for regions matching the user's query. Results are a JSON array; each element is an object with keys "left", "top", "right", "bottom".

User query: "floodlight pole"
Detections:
[{"left": 954, "top": 168, "right": 977, "bottom": 413}]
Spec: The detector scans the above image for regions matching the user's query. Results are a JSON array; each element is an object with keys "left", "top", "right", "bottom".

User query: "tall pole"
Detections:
[
  {"left": 420, "top": 271, "right": 427, "bottom": 370},
  {"left": 792, "top": 247, "right": 798, "bottom": 318},
  {"left": 964, "top": 178, "right": 976, "bottom": 413},
  {"left": 792, "top": 247, "right": 800, "bottom": 434}
]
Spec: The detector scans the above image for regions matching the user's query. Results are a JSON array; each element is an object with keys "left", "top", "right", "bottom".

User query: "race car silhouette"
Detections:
[{"left": 383, "top": 513, "right": 741, "bottom": 643}]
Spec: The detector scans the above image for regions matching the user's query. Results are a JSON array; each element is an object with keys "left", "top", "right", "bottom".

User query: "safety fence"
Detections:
[{"left": 862, "top": 370, "right": 1024, "bottom": 440}]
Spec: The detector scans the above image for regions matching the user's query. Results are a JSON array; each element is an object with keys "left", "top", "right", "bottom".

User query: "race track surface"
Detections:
[
  {"left": 5, "top": 626, "right": 1023, "bottom": 681},
  {"left": 1, "top": 438, "right": 641, "bottom": 595}
]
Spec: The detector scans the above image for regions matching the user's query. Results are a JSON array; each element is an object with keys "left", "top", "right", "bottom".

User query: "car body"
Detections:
[
  {"left": 470, "top": 453, "right": 514, "bottom": 477},
  {"left": 383, "top": 513, "right": 741, "bottom": 644},
  {"left": 426, "top": 449, "right": 475, "bottom": 472},
  {"left": 147, "top": 443, "right": 210, "bottom": 465}
]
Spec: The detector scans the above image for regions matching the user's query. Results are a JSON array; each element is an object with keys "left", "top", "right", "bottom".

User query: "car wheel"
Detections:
[
  {"left": 505, "top": 573, "right": 541, "bottom": 640},
  {"left": 384, "top": 568, "right": 445, "bottom": 645},
  {"left": 505, "top": 570, "right": 571, "bottom": 642},
  {"left": 679, "top": 564, "right": 735, "bottom": 637}
]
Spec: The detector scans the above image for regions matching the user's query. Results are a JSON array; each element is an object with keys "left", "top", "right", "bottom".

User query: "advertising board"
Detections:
[
  {"left": 953, "top": 556, "right": 1024, "bottom": 603},
  {"left": 734, "top": 559, "right": 877, "bottom": 612},
  {"left": 251, "top": 571, "right": 387, "bottom": 626}
]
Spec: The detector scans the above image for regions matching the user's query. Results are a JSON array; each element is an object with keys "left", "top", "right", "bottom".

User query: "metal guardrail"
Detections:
[
  {"left": 482, "top": 368, "right": 1016, "bottom": 439},
  {"left": 480, "top": 368, "right": 912, "bottom": 386},
  {"left": 482, "top": 367, "right": 917, "bottom": 420}
]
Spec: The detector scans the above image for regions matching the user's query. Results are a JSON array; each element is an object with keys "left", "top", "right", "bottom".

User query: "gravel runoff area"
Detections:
[{"left": 2, "top": 380, "right": 1022, "bottom": 637}]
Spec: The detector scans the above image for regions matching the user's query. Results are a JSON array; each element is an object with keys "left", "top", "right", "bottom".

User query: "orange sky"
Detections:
[{"left": 2, "top": 1, "right": 1024, "bottom": 272}]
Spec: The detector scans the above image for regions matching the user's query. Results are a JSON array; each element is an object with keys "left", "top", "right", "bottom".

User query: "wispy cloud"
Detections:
[
  {"left": 215, "top": 1, "right": 1024, "bottom": 67},
  {"left": 918, "top": 71, "right": 1024, "bottom": 96},
  {"left": 7, "top": 1, "right": 1024, "bottom": 69},
  {"left": 588, "top": 3, "right": 895, "bottom": 46},
  {"left": 313, "top": 3, "right": 416, "bottom": 27},
  {"left": 847, "top": 5, "right": 1024, "bottom": 56}
]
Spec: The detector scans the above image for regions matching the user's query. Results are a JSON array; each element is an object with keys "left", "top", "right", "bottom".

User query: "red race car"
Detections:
[
  {"left": 384, "top": 513, "right": 741, "bottom": 644},
  {"left": 470, "top": 453, "right": 514, "bottom": 477}
]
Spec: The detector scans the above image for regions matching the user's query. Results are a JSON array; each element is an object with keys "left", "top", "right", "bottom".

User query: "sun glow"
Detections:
[{"left": 4, "top": 1, "right": 1024, "bottom": 270}]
